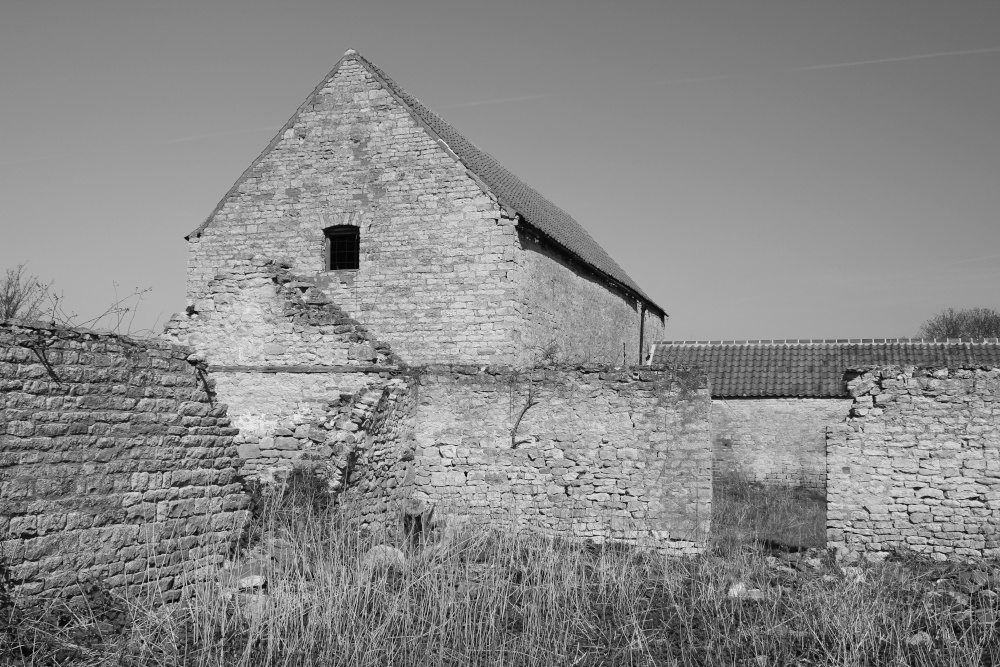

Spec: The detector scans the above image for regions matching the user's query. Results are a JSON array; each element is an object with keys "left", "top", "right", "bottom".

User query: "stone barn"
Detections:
[
  {"left": 165, "top": 50, "right": 712, "bottom": 551},
  {"left": 178, "top": 48, "right": 665, "bottom": 368}
]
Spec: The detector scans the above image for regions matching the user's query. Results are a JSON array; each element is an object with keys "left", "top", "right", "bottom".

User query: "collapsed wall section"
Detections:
[
  {"left": 827, "top": 366, "right": 1000, "bottom": 560},
  {"left": 406, "top": 367, "right": 712, "bottom": 552},
  {"left": 166, "top": 254, "right": 414, "bottom": 526},
  {"left": 165, "top": 255, "right": 396, "bottom": 367},
  {"left": 0, "top": 322, "right": 248, "bottom": 603},
  {"left": 214, "top": 369, "right": 414, "bottom": 527},
  {"left": 712, "top": 397, "right": 850, "bottom": 491},
  {"left": 210, "top": 363, "right": 711, "bottom": 552}
]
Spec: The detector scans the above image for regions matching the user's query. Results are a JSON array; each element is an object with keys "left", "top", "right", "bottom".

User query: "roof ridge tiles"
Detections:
[
  {"left": 654, "top": 338, "right": 1000, "bottom": 346},
  {"left": 650, "top": 338, "right": 1000, "bottom": 397}
]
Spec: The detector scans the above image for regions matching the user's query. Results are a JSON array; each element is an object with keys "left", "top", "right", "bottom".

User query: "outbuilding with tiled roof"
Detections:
[
  {"left": 647, "top": 338, "right": 1000, "bottom": 492},
  {"left": 648, "top": 338, "right": 1000, "bottom": 397}
]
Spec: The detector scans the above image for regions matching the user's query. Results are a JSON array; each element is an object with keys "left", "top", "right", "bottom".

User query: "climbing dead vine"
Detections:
[{"left": 510, "top": 381, "right": 539, "bottom": 449}]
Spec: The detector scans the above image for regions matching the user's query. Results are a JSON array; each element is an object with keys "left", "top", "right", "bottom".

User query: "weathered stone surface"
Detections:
[
  {"left": 360, "top": 545, "right": 406, "bottom": 573},
  {"left": 0, "top": 321, "right": 249, "bottom": 604},
  {"left": 713, "top": 397, "right": 850, "bottom": 491},
  {"left": 828, "top": 366, "right": 1000, "bottom": 561},
  {"left": 406, "top": 367, "right": 712, "bottom": 553}
]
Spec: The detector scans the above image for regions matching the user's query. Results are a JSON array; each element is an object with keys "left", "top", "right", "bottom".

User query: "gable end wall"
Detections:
[{"left": 186, "top": 57, "right": 518, "bottom": 365}]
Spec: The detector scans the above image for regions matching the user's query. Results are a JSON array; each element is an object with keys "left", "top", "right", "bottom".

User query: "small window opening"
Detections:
[{"left": 324, "top": 225, "right": 360, "bottom": 270}]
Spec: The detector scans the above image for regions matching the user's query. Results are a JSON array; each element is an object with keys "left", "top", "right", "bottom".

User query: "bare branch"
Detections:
[
  {"left": 917, "top": 307, "right": 1000, "bottom": 339},
  {"left": 0, "top": 264, "right": 53, "bottom": 321},
  {"left": 510, "top": 383, "right": 539, "bottom": 449}
]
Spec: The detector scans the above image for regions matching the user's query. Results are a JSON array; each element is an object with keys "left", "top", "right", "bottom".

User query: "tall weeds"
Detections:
[{"left": 3, "top": 473, "right": 998, "bottom": 666}]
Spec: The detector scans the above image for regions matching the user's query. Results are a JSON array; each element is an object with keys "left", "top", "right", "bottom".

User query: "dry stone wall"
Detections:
[
  {"left": 827, "top": 366, "right": 1000, "bottom": 560},
  {"left": 0, "top": 322, "right": 248, "bottom": 603},
  {"left": 712, "top": 397, "right": 850, "bottom": 491},
  {"left": 406, "top": 367, "right": 711, "bottom": 552}
]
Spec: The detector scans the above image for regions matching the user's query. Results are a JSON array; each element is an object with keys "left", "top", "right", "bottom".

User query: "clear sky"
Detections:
[{"left": 1, "top": 0, "right": 998, "bottom": 340}]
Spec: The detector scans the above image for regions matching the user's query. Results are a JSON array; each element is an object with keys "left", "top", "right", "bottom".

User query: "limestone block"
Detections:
[
  {"left": 348, "top": 344, "right": 375, "bottom": 361},
  {"left": 237, "top": 443, "right": 262, "bottom": 459}
]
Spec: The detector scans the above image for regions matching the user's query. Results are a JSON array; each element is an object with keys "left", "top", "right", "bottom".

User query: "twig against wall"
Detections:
[{"left": 510, "top": 382, "right": 539, "bottom": 449}]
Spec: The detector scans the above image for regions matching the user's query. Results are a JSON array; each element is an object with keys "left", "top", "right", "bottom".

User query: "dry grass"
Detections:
[
  {"left": 711, "top": 472, "right": 828, "bottom": 552},
  {"left": 3, "top": 473, "right": 999, "bottom": 666}
]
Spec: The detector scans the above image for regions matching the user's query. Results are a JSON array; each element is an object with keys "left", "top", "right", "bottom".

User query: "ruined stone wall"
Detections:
[
  {"left": 166, "top": 256, "right": 396, "bottom": 368},
  {"left": 514, "top": 232, "right": 666, "bottom": 367},
  {"left": 185, "top": 56, "right": 518, "bottom": 366},
  {"left": 212, "top": 369, "right": 414, "bottom": 528},
  {"left": 166, "top": 255, "right": 415, "bottom": 523},
  {"left": 205, "top": 362, "right": 711, "bottom": 552},
  {"left": 0, "top": 322, "right": 248, "bottom": 602},
  {"left": 827, "top": 366, "right": 1000, "bottom": 560},
  {"left": 712, "top": 397, "right": 850, "bottom": 490},
  {"left": 406, "top": 367, "right": 711, "bottom": 552}
]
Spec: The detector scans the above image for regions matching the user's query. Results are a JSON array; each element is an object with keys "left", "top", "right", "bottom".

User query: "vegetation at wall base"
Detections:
[
  {"left": 712, "top": 471, "right": 828, "bottom": 553},
  {"left": 2, "top": 474, "right": 998, "bottom": 666}
]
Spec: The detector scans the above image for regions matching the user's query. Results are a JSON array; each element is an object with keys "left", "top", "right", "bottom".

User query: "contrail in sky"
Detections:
[
  {"left": 438, "top": 93, "right": 557, "bottom": 109},
  {"left": 443, "top": 46, "right": 1000, "bottom": 104},
  {"left": 786, "top": 46, "right": 1000, "bottom": 72},
  {"left": 933, "top": 252, "right": 1000, "bottom": 268},
  {"left": 2, "top": 46, "right": 998, "bottom": 166}
]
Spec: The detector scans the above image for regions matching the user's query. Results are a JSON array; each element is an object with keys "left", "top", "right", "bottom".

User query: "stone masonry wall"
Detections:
[
  {"left": 210, "top": 369, "right": 414, "bottom": 528},
  {"left": 515, "top": 232, "right": 666, "bottom": 367},
  {"left": 0, "top": 322, "right": 248, "bottom": 603},
  {"left": 186, "top": 56, "right": 518, "bottom": 366},
  {"left": 166, "top": 252, "right": 415, "bottom": 523},
  {"left": 712, "top": 397, "right": 850, "bottom": 491},
  {"left": 827, "top": 366, "right": 1000, "bottom": 561},
  {"left": 166, "top": 256, "right": 396, "bottom": 368},
  {"left": 406, "top": 367, "right": 711, "bottom": 552}
]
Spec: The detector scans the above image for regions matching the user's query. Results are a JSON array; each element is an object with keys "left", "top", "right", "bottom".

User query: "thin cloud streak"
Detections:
[
  {"left": 437, "top": 92, "right": 558, "bottom": 109},
  {"left": 787, "top": 46, "right": 1000, "bottom": 72},
  {"left": 933, "top": 252, "right": 1000, "bottom": 268},
  {"left": 445, "top": 47, "right": 1000, "bottom": 106},
  {"left": 4, "top": 46, "right": 999, "bottom": 166},
  {"left": 648, "top": 73, "right": 738, "bottom": 86}
]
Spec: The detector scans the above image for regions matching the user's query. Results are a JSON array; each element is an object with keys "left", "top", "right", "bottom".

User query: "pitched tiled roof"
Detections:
[
  {"left": 190, "top": 50, "right": 664, "bottom": 315},
  {"left": 648, "top": 339, "right": 1000, "bottom": 397}
]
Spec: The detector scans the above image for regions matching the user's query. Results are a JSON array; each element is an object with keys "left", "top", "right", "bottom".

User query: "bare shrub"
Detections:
[
  {"left": 918, "top": 307, "right": 1000, "bottom": 339},
  {"left": 1, "top": 263, "right": 154, "bottom": 336},
  {"left": 0, "top": 263, "right": 52, "bottom": 321}
]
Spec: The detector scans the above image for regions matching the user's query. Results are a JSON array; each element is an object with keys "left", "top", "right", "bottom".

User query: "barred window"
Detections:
[{"left": 324, "top": 226, "right": 359, "bottom": 270}]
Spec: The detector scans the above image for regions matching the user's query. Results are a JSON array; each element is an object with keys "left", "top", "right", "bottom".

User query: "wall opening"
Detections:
[{"left": 324, "top": 225, "right": 360, "bottom": 270}]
